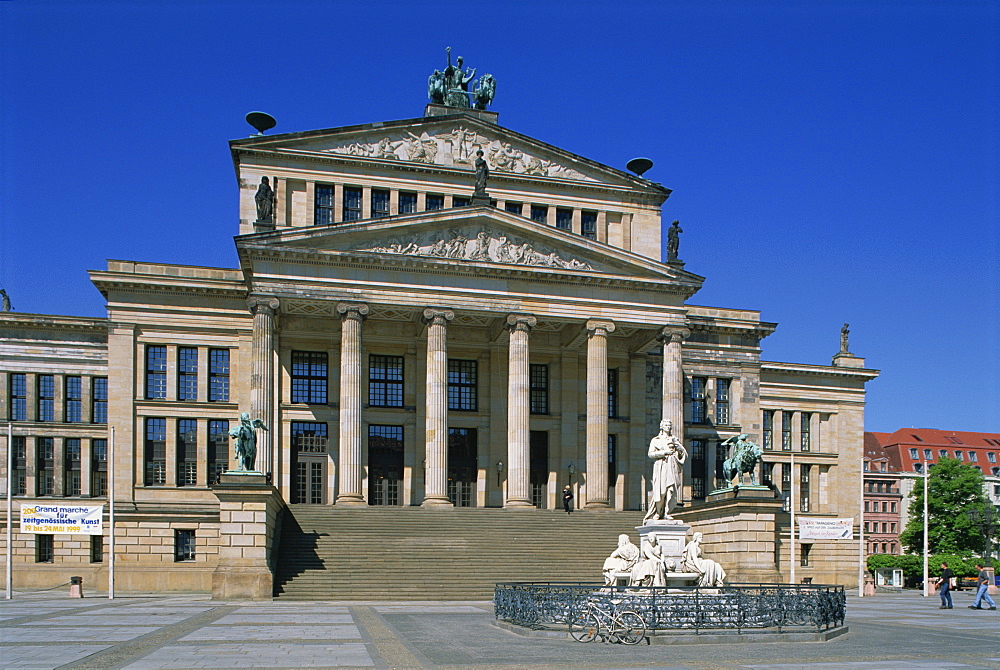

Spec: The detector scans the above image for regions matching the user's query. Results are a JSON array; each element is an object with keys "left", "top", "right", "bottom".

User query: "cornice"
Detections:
[
  {"left": 90, "top": 272, "right": 248, "bottom": 301},
  {"left": 0, "top": 313, "right": 109, "bottom": 334},
  {"left": 761, "top": 360, "right": 880, "bottom": 380}
]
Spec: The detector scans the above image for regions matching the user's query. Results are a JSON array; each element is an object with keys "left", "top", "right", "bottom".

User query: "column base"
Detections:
[
  {"left": 503, "top": 499, "right": 536, "bottom": 510},
  {"left": 335, "top": 495, "right": 367, "bottom": 506},
  {"left": 421, "top": 497, "right": 454, "bottom": 508},
  {"left": 584, "top": 501, "right": 613, "bottom": 509}
]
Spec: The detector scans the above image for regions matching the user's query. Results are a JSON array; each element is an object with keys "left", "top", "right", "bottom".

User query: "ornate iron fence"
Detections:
[{"left": 494, "top": 582, "right": 845, "bottom": 633}]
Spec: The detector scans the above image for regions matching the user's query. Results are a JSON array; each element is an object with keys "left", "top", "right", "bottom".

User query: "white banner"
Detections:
[
  {"left": 798, "top": 517, "right": 853, "bottom": 540},
  {"left": 19, "top": 504, "right": 104, "bottom": 535}
]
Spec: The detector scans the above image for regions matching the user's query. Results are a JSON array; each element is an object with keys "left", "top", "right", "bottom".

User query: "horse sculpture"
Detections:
[
  {"left": 721, "top": 434, "right": 763, "bottom": 488},
  {"left": 473, "top": 74, "right": 496, "bottom": 110}
]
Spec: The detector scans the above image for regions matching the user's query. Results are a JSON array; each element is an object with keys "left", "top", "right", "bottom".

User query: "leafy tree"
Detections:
[{"left": 899, "top": 457, "right": 991, "bottom": 556}]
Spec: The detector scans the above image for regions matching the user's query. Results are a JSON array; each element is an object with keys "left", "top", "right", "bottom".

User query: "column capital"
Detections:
[
  {"left": 585, "top": 319, "right": 616, "bottom": 336},
  {"left": 247, "top": 295, "right": 280, "bottom": 316},
  {"left": 336, "top": 302, "right": 370, "bottom": 321},
  {"left": 422, "top": 307, "right": 455, "bottom": 325},
  {"left": 505, "top": 313, "right": 537, "bottom": 333},
  {"left": 657, "top": 326, "right": 691, "bottom": 344}
]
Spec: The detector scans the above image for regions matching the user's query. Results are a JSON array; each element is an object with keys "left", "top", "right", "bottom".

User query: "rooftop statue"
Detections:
[
  {"left": 667, "top": 220, "right": 682, "bottom": 262},
  {"left": 428, "top": 47, "right": 495, "bottom": 110},
  {"left": 840, "top": 323, "right": 851, "bottom": 354},
  {"left": 0, "top": 288, "right": 11, "bottom": 312}
]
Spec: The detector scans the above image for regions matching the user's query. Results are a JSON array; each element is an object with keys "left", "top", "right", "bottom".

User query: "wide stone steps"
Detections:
[{"left": 273, "top": 506, "right": 642, "bottom": 600}]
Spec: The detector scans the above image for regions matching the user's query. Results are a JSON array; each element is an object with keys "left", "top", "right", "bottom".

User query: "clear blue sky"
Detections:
[{"left": 1, "top": 1, "right": 997, "bottom": 433}]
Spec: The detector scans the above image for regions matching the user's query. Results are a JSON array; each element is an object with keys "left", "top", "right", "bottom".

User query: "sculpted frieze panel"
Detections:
[
  {"left": 318, "top": 126, "right": 593, "bottom": 181},
  {"left": 357, "top": 228, "right": 595, "bottom": 271}
]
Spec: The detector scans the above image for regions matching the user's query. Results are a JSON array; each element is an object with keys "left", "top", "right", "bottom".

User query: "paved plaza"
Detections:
[{"left": 0, "top": 589, "right": 997, "bottom": 669}]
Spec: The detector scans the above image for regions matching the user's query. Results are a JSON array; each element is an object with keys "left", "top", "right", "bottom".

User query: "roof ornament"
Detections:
[
  {"left": 245, "top": 111, "right": 277, "bottom": 136},
  {"left": 840, "top": 323, "right": 851, "bottom": 355},
  {"left": 428, "top": 47, "right": 495, "bottom": 110}
]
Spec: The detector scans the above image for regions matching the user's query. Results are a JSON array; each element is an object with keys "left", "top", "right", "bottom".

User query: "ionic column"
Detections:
[
  {"left": 336, "top": 302, "right": 369, "bottom": 505},
  {"left": 248, "top": 295, "right": 279, "bottom": 474},
  {"left": 585, "top": 319, "right": 615, "bottom": 508},
  {"left": 658, "top": 326, "right": 690, "bottom": 429},
  {"left": 505, "top": 313, "right": 537, "bottom": 508},
  {"left": 422, "top": 308, "right": 454, "bottom": 507}
]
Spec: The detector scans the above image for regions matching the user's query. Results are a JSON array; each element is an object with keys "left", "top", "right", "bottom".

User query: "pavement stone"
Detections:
[{"left": 0, "top": 589, "right": 996, "bottom": 669}]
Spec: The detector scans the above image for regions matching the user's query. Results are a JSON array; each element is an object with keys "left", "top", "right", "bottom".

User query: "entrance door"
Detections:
[
  {"left": 368, "top": 425, "right": 404, "bottom": 506},
  {"left": 529, "top": 431, "right": 549, "bottom": 508},
  {"left": 448, "top": 428, "right": 477, "bottom": 507},
  {"left": 292, "top": 422, "right": 328, "bottom": 504}
]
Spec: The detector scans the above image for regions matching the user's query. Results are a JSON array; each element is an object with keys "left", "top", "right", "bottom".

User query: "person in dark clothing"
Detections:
[
  {"left": 969, "top": 563, "right": 997, "bottom": 610},
  {"left": 937, "top": 562, "right": 954, "bottom": 609},
  {"left": 562, "top": 485, "right": 574, "bottom": 514}
]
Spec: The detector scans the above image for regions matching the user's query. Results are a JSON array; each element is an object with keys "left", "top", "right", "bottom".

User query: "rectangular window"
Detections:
[
  {"left": 91, "top": 439, "right": 107, "bottom": 497},
  {"left": 452, "top": 196, "right": 470, "bottom": 208},
  {"left": 177, "top": 419, "right": 198, "bottom": 486},
  {"left": 781, "top": 411, "right": 793, "bottom": 451},
  {"left": 504, "top": 202, "right": 522, "bottom": 215},
  {"left": 399, "top": 192, "right": 417, "bottom": 214},
  {"left": 91, "top": 377, "right": 108, "bottom": 423},
  {"left": 715, "top": 378, "right": 730, "bottom": 425},
  {"left": 208, "top": 349, "right": 230, "bottom": 402},
  {"left": 38, "top": 374, "right": 55, "bottom": 421},
  {"left": 64, "top": 438, "right": 81, "bottom": 496},
  {"left": 12, "top": 436, "right": 26, "bottom": 496},
  {"left": 968, "top": 451, "right": 977, "bottom": 462},
  {"left": 923, "top": 448, "right": 932, "bottom": 459},
  {"left": 291, "top": 421, "right": 328, "bottom": 453},
  {"left": 690, "top": 377, "right": 707, "bottom": 424},
  {"left": 144, "top": 417, "right": 166, "bottom": 486},
  {"left": 530, "top": 205, "right": 547, "bottom": 224},
  {"left": 955, "top": 451, "right": 962, "bottom": 460},
  {"left": 36, "top": 535, "right": 54, "bottom": 563},
  {"left": 555, "top": 208, "right": 572, "bottom": 231},
  {"left": 447, "top": 359, "right": 477, "bottom": 411},
  {"left": 762, "top": 410, "right": 774, "bottom": 450},
  {"left": 371, "top": 189, "right": 390, "bottom": 217},
  {"left": 800, "top": 464, "right": 811, "bottom": 513},
  {"left": 914, "top": 462, "right": 923, "bottom": 473},
  {"left": 343, "top": 186, "right": 362, "bottom": 221},
  {"left": 10, "top": 373, "right": 27, "bottom": 421},
  {"left": 909, "top": 448, "right": 918, "bottom": 459},
  {"left": 37, "top": 437, "right": 54, "bottom": 495},
  {"left": 145, "top": 346, "right": 167, "bottom": 399},
  {"left": 291, "top": 351, "right": 328, "bottom": 404},
  {"left": 178, "top": 347, "right": 198, "bottom": 401},
  {"left": 607, "top": 368, "right": 619, "bottom": 418},
  {"left": 90, "top": 535, "right": 103, "bottom": 563},
  {"left": 608, "top": 434, "right": 617, "bottom": 484},
  {"left": 781, "top": 464, "right": 791, "bottom": 511},
  {"left": 988, "top": 452, "right": 997, "bottom": 463},
  {"left": 368, "top": 424, "right": 403, "bottom": 507},
  {"left": 581, "top": 211, "right": 597, "bottom": 239},
  {"left": 864, "top": 500, "right": 869, "bottom": 513},
  {"left": 691, "top": 438, "right": 706, "bottom": 500},
  {"left": 891, "top": 501, "right": 897, "bottom": 513},
  {"left": 761, "top": 461, "right": 774, "bottom": 488},
  {"left": 800, "top": 412, "right": 812, "bottom": 451},
  {"left": 425, "top": 194, "right": 444, "bottom": 211},
  {"left": 800, "top": 543, "right": 812, "bottom": 567},
  {"left": 939, "top": 449, "right": 948, "bottom": 458},
  {"left": 208, "top": 420, "right": 229, "bottom": 483},
  {"left": 369, "top": 354, "right": 404, "bottom": 407},
  {"left": 174, "top": 529, "right": 195, "bottom": 561},
  {"left": 529, "top": 364, "right": 549, "bottom": 414},
  {"left": 65, "top": 376, "right": 82, "bottom": 422},
  {"left": 315, "top": 185, "right": 335, "bottom": 225}
]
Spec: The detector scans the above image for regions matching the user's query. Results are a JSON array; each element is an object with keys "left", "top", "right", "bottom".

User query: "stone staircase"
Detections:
[{"left": 273, "top": 506, "right": 643, "bottom": 600}]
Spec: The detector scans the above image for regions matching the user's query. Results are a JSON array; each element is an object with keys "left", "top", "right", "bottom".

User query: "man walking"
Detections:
[
  {"left": 968, "top": 563, "right": 997, "bottom": 610},
  {"left": 936, "top": 562, "right": 953, "bottom": 609}
]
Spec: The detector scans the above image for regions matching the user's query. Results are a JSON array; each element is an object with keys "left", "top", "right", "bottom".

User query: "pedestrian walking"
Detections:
[
  {"left": 936, "top": 562, "right": 953, "bottom": 609},
  {"left": 563, "top": 485, "right": 574, "bottom": 514},
  {"left": 968, "top": 563, "right": 997, "bottom": 610}
]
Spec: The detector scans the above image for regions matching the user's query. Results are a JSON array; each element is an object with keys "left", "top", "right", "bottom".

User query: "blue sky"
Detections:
[{"left": 1, "top": 1, "right": 997, "bottom": 433}]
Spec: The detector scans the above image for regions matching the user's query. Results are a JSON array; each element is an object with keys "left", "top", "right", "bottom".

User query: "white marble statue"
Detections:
[
  {"left": 602, "top": 534, "right": 640, "bottom": 585},
  {"left": 630, "top": 535, "right": 668, "bottom": 587},
  {"left": 642, "top": 419, "right": 688, "bottom": 522},
  {"left": 682, "top": 532, "right": 727, "bottom": 587}
]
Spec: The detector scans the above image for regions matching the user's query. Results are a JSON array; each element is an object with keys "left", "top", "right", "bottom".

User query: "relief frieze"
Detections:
[
  {"left": 357, "top": 229, "right": 595, "bottom": 271},
  {"left": 319, "top": 126, "right": 592, "bottom": 181}
]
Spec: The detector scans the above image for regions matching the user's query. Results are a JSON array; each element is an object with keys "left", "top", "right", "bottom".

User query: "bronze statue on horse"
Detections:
[{"left": 721, "top": 434, "right": 763, "bottom": 488}]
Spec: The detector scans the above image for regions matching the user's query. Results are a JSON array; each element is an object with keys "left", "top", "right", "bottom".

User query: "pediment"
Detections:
[
  {"left": 232, "top": 115, "right": 662, "bottom": 191},
  {"left": 237, "top": 208, "right": 702, "bottom": 290}
]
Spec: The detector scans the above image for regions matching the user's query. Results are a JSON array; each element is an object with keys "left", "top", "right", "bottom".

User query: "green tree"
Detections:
[{"left": 899, "top": 457, "right": 991, "bottom": 556}]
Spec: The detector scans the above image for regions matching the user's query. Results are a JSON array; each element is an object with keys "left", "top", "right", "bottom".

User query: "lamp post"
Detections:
[
  {"left": 923, "top": 460, "right": 929, "bottom": 597},
  {"left": 966, "top": 507, "right": 999, "bottom": 563}
]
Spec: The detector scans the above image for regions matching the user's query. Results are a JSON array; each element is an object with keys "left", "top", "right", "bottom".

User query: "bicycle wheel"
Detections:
[
  {"left": 616, "top": 610, "right": 646, "bottom": 645},
  {"left": 568, "top": 611, "right": 600, "bottom": 642}
]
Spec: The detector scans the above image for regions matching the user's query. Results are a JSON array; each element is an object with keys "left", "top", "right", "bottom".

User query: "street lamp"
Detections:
[{"left": 966, "top": 507, "right": 999, "bottom": 562}]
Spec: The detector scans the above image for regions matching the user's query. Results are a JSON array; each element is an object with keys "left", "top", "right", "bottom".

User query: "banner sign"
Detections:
[
  {"left": 20, "top": 504, "right": 104, "bottom": 535},
  {"left": 797, "top": 517, "right": 853, "bottom": 540}
]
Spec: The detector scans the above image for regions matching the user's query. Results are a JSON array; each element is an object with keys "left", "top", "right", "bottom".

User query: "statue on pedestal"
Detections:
[
  {"left": 474, "top": 149, "right": 489, "bottom": 194},
  {"left": 254, "top": 176, "right": 274, "bottom": 224},
  {"left": 642, "top": 419, "right": 687, "bottom": 522},
  {"left": 667, "top": 220, "right": 682, "bottom": 262},
  {"left": 720, "top": 433, "right": 763, "bottom": 488},
  {"left": 229, "top": 412, "right": 268, "bottom": 472}
]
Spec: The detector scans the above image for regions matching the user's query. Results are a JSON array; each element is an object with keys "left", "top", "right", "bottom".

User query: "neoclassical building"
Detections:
[{"left": 1, "top": 87, "right": 879, "bottom": 592}]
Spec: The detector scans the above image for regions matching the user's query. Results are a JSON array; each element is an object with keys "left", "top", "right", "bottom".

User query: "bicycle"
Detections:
[{"left": 568, "top": 600, "right": 647, "bottom": 645}]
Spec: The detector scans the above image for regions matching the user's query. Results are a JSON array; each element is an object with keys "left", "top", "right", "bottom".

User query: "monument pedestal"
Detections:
[
  {"left": 211, "top": 472, "right": 285, "bottom": 601},
  {"left": 635, "top": 518, "right": 690, "bottom": 568}
]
